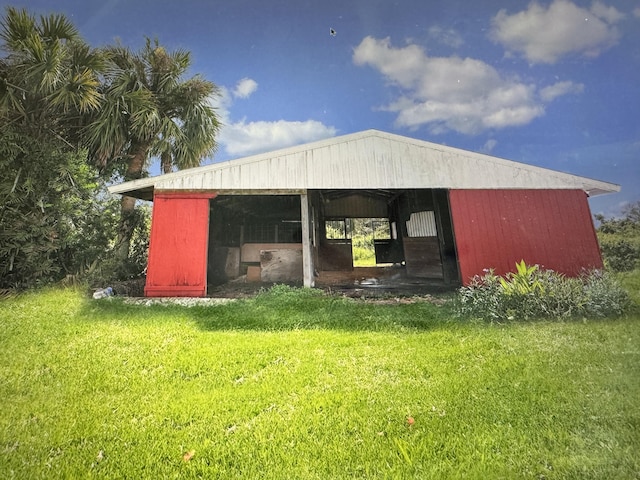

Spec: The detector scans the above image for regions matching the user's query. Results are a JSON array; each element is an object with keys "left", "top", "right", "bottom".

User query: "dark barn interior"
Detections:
[{"left": 206, "top": 189, "right": 459, "bottom": 293}]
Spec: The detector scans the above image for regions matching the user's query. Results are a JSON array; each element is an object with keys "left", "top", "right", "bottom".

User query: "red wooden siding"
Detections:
[
  {"left": 449, "top": 189, "right": 603, "bottom": 285},
  {"left": 145, "top": 192, "right": 216, "bottom": 297}
]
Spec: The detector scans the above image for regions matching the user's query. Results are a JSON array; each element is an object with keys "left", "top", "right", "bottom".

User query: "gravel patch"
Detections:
[{"left": 122, "top": 297, "right": 236, "bottom": 307}]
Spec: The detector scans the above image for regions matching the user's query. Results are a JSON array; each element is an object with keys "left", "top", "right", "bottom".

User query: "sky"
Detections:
[{"left": 2, "top": 0, "right": 639, "bottom": 217}]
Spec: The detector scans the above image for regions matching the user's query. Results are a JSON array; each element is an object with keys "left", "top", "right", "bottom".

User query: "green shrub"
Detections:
[
  {"left": 456, "top": 262, "right": 630, "bottom": 321},
  {"left": 582, "top": 270, "right": 631, "bottom": 317},
  {"left": 596, "top": 202, "right": 640, "bottom": 272},
  {"left": 616, "top": 268, "right": 640, "bottom": 308},
  {"left": 598, "top": 236, "right": 640, "bottom": 272},
  {"left": 82, "top": 202, "right": 150, "bottom": 288}
]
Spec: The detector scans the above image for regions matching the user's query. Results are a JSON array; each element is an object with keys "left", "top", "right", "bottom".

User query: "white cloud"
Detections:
[
  {"left": 219, "top": 119, "right": 338, "bottom": 157},
  {"left": 427, "top": 26, "right": 464, "bottom": 48},
  {"left": 539, "top": 81, "right": 584, "bottom": 101},
  {"left": 353, "top": 36, "right": 577, "bottom": 135},
  {"left": 634, "top": 7, "right": 640, "bottom": 18},
  {"left": 210, "top": 82, "right": 337, "bottom": 157},
  {"left": 233, "top": 77, "right": 258, "bottom": 99},
  {"left": 481, "top": 139, "right": 498, "bottom": 153},
  {"left": 490, "top": 0, "right": 623, "bottom": 64},
  {"left": 590, "top": 1, "right": 625, "bottom": 23}
]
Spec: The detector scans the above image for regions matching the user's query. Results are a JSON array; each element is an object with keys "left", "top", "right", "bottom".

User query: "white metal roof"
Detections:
[{"left": 109, "top": 129, "right": 620, "bottom": 200}]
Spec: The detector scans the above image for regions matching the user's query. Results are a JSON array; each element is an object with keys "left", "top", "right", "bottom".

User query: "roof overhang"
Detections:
[{"left": 108, "top": 130, "right": 621, "bottom": 200}]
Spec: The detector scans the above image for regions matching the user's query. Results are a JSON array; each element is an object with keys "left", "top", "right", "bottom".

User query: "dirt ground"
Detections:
[
  {"left": 107, "top": 274, "right": 455, "bottom": 304},
  {"left": 207, "top": 278, "right": 453, "bottom": 304}
]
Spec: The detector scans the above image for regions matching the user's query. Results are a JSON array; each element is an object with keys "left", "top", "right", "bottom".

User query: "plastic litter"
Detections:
[{"left": 92, "top": 287, "right": 114, "bottom": 299}]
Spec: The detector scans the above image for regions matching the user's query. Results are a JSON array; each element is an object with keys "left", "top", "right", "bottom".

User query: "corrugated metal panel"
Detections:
[
  {"left": 109, "top": 130, "right": 620, "bottom": 199},
  {"left": 145, "top": 193, "right": 214, "bottom": 297},
  {"left": 449, "top": 189, "right": 604, "bottom": 285},
  {"left": 406, "top": 211, "right": 437, "bottom": 237}
]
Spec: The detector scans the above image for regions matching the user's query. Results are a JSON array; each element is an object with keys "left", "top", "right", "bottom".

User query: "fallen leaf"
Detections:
[{"left": 183, "top": 450, "right": 195, "bottom": 462}]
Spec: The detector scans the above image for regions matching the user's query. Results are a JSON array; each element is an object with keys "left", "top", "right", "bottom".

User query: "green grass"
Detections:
[
  {"left": 618, "top": 269, "right": 640, "bottom": 308},
  {"left": 352, "top": 245, "right": 376, "bottom": 266},
  {"left": 1, "top": 285, "right": 639, "bottom": 479}
]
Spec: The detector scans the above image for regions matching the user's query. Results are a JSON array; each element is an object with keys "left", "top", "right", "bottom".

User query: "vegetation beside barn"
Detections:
[{"left": 596, "top": 201, "right": 640, "bottom": 272}]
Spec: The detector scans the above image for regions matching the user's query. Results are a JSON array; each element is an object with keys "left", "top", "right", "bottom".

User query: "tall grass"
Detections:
[{"left": 1, "top": 285, "right": 639, "bottom": 478}]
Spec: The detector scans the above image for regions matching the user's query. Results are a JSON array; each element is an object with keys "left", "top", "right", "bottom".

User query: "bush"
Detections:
[
  {"left": 0, "top": 129, "right": 111, "bottom": 289},
  {"left": 456, "top": 262, "right": 630, "bottom": 321},
  {"left": 596, "top": 202, "right": 640, "bottom": 272},
  {"left": 82, "top": 202, "right": 150, "bottom": 288},
  {"left": 582, "top": 270, "right": 631, "bottom": 317},
  {"left": 598, "top": 236, "right": 640, "bottom": 272}
]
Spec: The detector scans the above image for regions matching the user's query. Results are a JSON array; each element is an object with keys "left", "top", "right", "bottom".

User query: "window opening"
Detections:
[
  {"left": 325, "top": 219, "right": 350, "bottom": 239},
  {"left": 325, "top": 218, "right": 391, "bottom": 266}
]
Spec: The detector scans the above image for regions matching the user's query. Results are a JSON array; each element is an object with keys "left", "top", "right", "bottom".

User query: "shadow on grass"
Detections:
[{"left": 80, "top": 286, "right": 460, "bottom": 333}]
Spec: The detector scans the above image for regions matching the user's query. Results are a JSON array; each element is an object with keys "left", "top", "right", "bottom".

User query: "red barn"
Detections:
[{"left": 109, "top": 130, "right": 619, "bottom": 297}]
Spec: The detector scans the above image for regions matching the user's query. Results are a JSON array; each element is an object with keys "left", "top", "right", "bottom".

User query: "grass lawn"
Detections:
[{"left": 1, "top": 285, "right": 639, "bottom": 479}]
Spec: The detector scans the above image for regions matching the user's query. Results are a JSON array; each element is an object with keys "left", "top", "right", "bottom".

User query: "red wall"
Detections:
[
  {"left": 145, "top": 192, "right": 216, "bottom": 297},
  {"left": 449, "top": 189, "right": 603, "bottom": 285}
]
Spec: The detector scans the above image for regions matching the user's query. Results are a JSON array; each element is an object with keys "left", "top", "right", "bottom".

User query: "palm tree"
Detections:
[
  {"left": 0, "top": 7, "right": 103, "bottom": 132},
  {"left": 85, "top": 38, "right": 221, "bottom": 261}
]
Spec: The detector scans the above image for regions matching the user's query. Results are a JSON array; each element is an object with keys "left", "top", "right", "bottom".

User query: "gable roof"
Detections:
[{"left": 109, "top": 129, "right": 620, "bottom": 200}]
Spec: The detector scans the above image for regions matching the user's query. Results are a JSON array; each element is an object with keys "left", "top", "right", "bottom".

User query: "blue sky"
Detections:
[{"left": 3, "top": 0, "right": 639, "bottom": 217}]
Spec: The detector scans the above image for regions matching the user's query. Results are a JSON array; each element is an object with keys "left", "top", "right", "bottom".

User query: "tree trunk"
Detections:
[
  {"left": 115, "top": 194, "right": 138, "bottom": 261},
  {"left": 161, "top": 151, "right": 172, "bottom": 174},
  {"left": 115, "top": 141, "right": 149, "bottom": 262}
]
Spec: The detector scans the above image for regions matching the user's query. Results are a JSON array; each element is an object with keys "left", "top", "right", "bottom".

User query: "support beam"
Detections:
[{"left": 300, "top": 193, "right": 315, "bottom": 287}]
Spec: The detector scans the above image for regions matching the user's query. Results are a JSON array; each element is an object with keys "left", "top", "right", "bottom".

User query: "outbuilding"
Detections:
[{"left": 109, "top": 130, "right": 619, "bottom": 297}]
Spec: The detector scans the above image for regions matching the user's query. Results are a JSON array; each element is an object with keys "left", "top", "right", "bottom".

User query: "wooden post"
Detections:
[{"left": 300, "top": 193, "right": 315, "bottom": 287}]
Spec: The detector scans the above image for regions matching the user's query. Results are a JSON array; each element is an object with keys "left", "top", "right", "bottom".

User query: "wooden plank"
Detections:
[
  {"left": 260, "top": 249, "right": 303, "bottom": 283},
  {"left": 319, "top": 240, "right": 353, "bottom": 271},
  {"left": 403, "top": 237, "right": 443, "bottom": 278},
  {"left": 246, "top": 266, "right": 261, "bottom": 282},
  {"left": 225, "top": 247, "right": 240, "bottom": 278},
  {"left": 241, "top": 243, "right": 302, "bottom": 263}
]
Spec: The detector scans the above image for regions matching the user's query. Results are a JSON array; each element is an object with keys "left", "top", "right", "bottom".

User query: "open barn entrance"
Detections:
[
  {"left": 205, "top": 189, "right": 460, "bottom": 294},
  {"left": 206, "top": 195, "right": 303, "bottom": 290},
  {"left": 310, "top": 189, "right": 459, "bottom": 289}
]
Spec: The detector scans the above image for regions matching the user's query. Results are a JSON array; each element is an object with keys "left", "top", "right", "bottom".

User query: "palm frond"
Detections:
[
  {"left": 48, "top": 68, "right": 101, "bottom": 113},
  {"left": 0, "top": 7, "right": 36, "bottom": 49},
  {"left": 69, "top": 42, "right": 107, "bottom": 74},
  {"left": 37, "top": 12, "right": 78, "bottom": 44}
]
